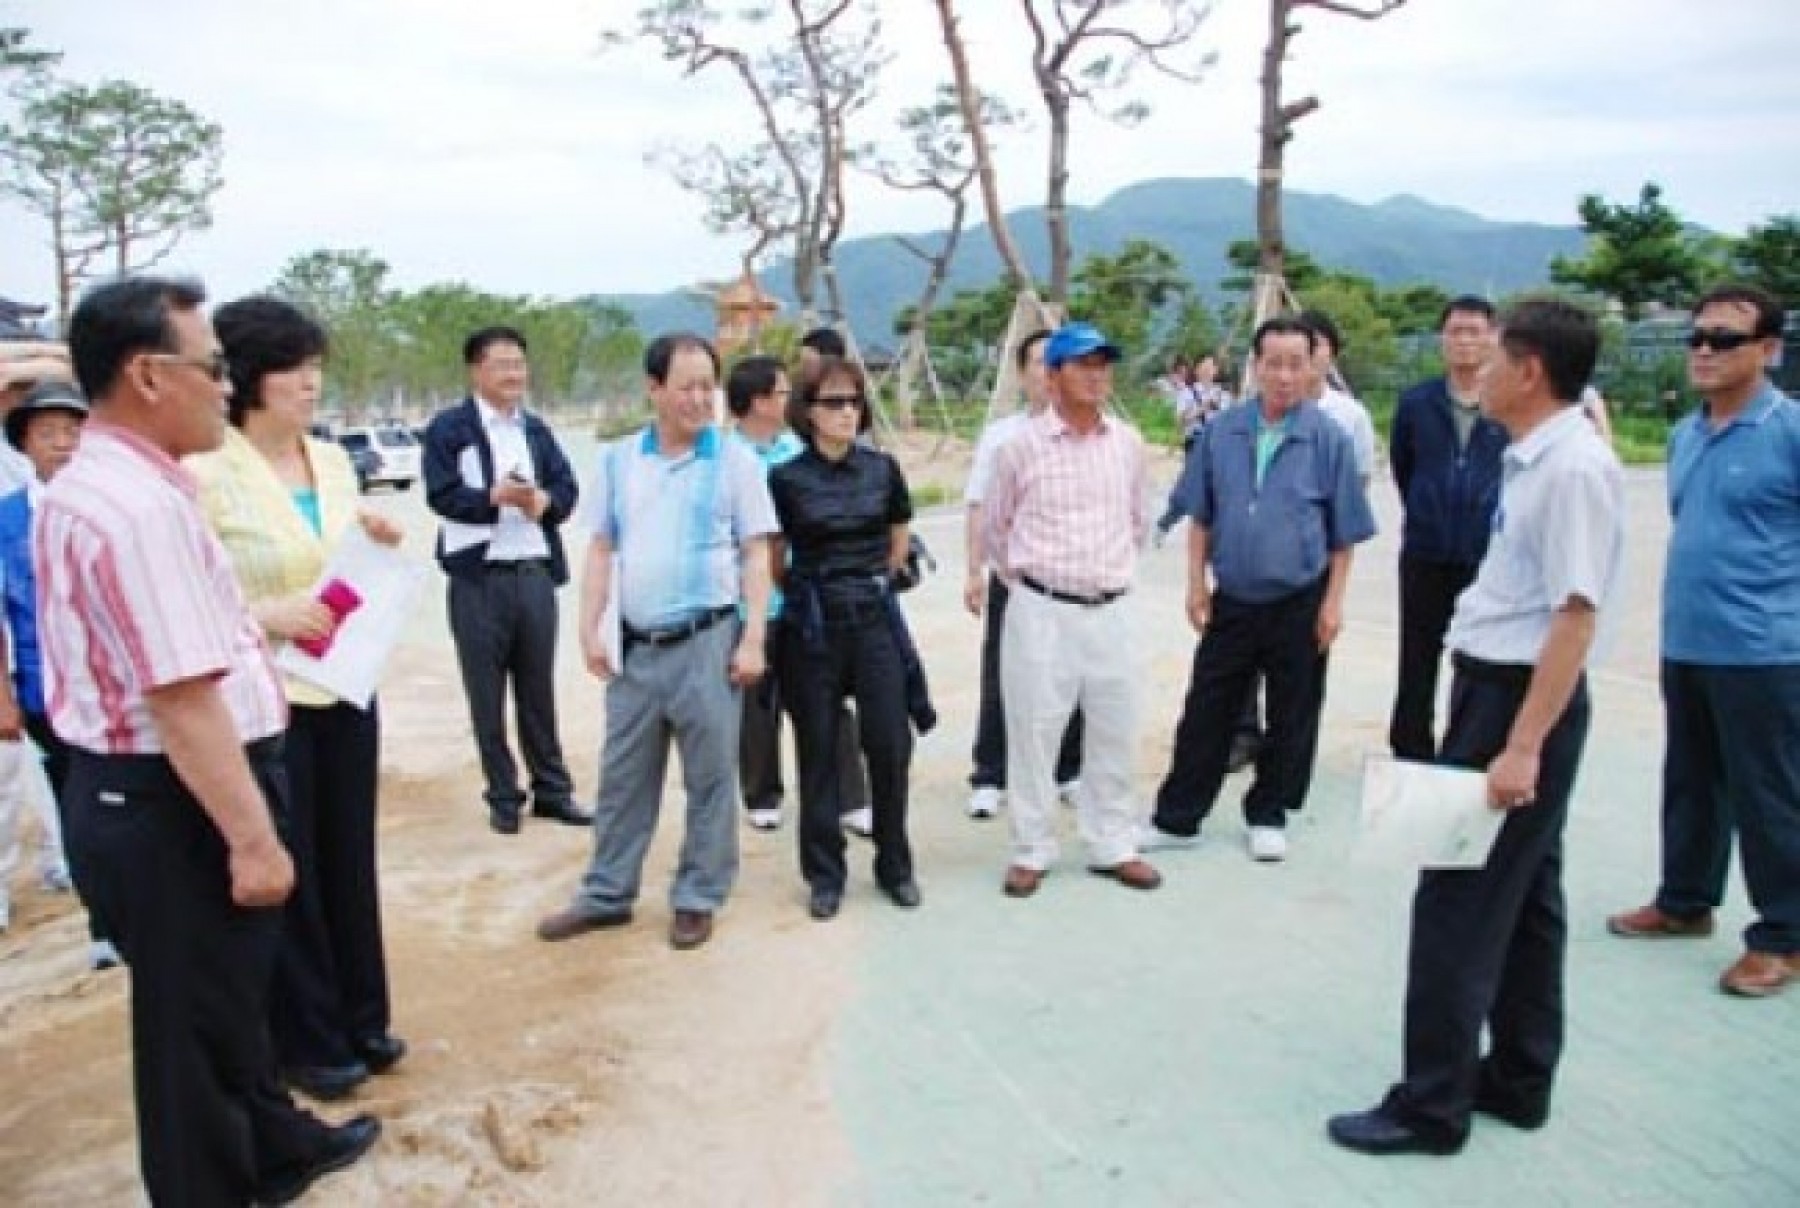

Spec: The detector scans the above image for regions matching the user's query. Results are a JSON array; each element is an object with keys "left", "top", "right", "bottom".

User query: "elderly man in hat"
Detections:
[{"left": 982, "top": 320, "right": 1160, "bottom": 899}]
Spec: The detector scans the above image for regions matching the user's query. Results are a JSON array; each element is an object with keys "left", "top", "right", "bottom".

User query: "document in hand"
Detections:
[
  {"left": 1356, "top": 755, "right": 1506, "bottom": 871},
  {"left": 276, "top": 528, "right": 429, "bottom": 709}
]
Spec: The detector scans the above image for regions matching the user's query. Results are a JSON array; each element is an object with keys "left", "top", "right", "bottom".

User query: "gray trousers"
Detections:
[
  {"left": 446, "top": 564, "right": 574, "bottom": 813},
  {"left": 576, "top": 619, "right": 742, "bottom": 914}
]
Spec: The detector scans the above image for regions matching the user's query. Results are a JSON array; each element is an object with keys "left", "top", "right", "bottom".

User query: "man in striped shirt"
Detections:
[
  {"left": 40, "top": 276, "right": 378, "bottom": 1206},
  {"left": 984, "top": 321, "right": 1160, "bottom": 898}
]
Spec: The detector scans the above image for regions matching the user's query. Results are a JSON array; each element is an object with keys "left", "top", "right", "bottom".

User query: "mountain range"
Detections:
[{"left": 589, "top": 176, "right": 1589, "bottom": 347}]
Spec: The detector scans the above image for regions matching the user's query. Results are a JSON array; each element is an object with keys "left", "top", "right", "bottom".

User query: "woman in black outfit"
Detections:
[{"left": 769, "top": 357, "right": 919, "bottom": 921}]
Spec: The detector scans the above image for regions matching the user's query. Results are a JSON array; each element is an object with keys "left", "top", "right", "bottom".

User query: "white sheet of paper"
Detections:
[
  {"left": 275, "top": 528, "right": 430, "bottom": 709},
  {"left": 1355, "top": 755, "right": 1507, "bottom": 871}
]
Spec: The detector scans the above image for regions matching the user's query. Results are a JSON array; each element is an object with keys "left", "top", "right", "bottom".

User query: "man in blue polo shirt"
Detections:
[
  {"left": 537, "top": 332, "right": 776, "bottom": 952},
  {"left": 1145, "top": 316, "right": 1376, "bottom": 862},
  {"left": 1608, "top": 283, "right": 1800, "bottom": 999}
]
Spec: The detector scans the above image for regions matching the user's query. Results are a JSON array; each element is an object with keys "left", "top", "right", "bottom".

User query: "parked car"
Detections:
[
  {"left": 336, "top": 424, "right": 421, "bottom": 491},
  {"left": 333, "top": 429, "right": 384, "bottom": 492}
]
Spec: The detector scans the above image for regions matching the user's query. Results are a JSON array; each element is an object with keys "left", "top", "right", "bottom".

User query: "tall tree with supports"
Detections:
[
  {"left": 876, "top": 85, "right": 1021, "bottom": 425},
  {"left": 1020, "top": 0, "right": 1213, "bottom": 306},
  {"left": 1255, "top": 0, "right": 1406, "bottom": 284},
  {"left": 611, "top": 0, "right": 883, "bottom": 326}
]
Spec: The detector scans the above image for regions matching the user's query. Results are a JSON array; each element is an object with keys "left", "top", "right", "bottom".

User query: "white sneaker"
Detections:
[
  {"left": 89, "top": 940, "right": 121, "bottom": 970},
  {"left": 1056, "top": 779, "right": 1082, "bottom": 808},
  {"left": 966, "top": 787, "right": 1003, "bottom": 819},
  {"left": 1248, "top": 827, "right": 1288, "bottom": 862},
  {"left": 747, "top": 807, "right": 782, "bottom": 831},
  {"left": 1139, "top": 822, "right": 1201, "bottom": 852},
  {"left": 843, "top": 806, "right": 875, "bottom": 838}
]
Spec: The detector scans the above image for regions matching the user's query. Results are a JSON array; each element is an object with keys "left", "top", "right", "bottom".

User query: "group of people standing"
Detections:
[{"left": 3, "top": 266, "right": 1795, "bottom": 1201}]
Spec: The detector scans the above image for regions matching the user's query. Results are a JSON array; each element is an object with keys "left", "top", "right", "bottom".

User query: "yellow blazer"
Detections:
[{"left": 189, "top": 428, "right": 361, "bottom": 708}]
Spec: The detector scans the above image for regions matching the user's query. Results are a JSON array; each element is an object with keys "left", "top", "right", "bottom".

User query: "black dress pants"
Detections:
[
  {"left": 1153, "top": 579, "right": 1327, "bottom": 832},
  {"left": 741, "top": 615, "right": 869, "bottom": 815},
  {"left": 63, "top": 740, "right": 330, "bottom": 1207},
  {"left": 1384, "top": 656, "right": 1591, "bottom": 1145},
  {"left": 24, "top": 709, "right": 106, "bottom": 943},
  {"left": 781, "top": 595, "right": 914, "bottom": 893},
  {"left": 271, "top": 700, "right": 391, "bottom": 1069},
  {"left": 969, "top": 574, "right": 1082, "bottom": 789},
  {"left": 447, "top": 563, "right": 574, "bottom": 816},
  {"left": 1389, "top": 553, "right": 1480, "bottom": 760}
]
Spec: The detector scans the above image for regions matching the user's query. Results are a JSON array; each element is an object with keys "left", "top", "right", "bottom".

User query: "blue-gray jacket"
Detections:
[
  {"left": 1389, "top": 377, "right": 1508, "bottom": 566},
  {"left": 1190, "top": 399, "right": 1377, "bottom": 602}
]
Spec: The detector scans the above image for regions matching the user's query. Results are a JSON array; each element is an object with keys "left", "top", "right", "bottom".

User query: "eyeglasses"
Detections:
[
  {"left": 1686, "top": 327, "right": 1762, "bottom": 352},
  {"left": 149, "top": 351, "right": 230, "bottom": 382},
  {"left": 811, "top": 394, "right": 863, "bottom": 411}
]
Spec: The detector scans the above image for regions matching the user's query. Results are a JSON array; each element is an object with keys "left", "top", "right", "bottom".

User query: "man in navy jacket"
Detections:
[
  {"left": 424, "top": 326, "right": 584, "bottom": 834},
  {"left": 1387, "top": 297, "right": 1510, "bottom": 761}
]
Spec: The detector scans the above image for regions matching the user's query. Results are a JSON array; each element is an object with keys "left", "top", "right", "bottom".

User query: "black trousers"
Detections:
[
  {"left": 781, "top": 596, "right": 914, "bottom": 893},
  {"left": 1153, "top": 579, "right": 1327, "bottom": 832},
  {"left": 62, "top": 740, "right": 330, "bottom": 1207},
  {"left": 1389, "top": 553, "right": 1481, "bottom": 760},
  {"left": 1657, "top": 661, "right": 1800, "bottom": 954},
  {"left": 1385, "top": 656, "right": 1591, "bottom": 1144},
  {"left": 270, "top": 700, "right": 391, "bottom": 1070},
  {"left": 741, "top": 615, "right": 868, "bottom": 815},
  {"left": 969, "top": 574, "right": 1082, "bottom": 789},
  {"left": 24, "top": 709, "right": 106, "bottom": 942},
  {"left": 447, "top": 563, "right": 574, "bottom": 815}
]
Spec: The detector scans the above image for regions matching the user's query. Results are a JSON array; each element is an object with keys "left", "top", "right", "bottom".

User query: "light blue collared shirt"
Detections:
[{"left": 1662, "top": 382, "right": 1800, "bottom": 665}]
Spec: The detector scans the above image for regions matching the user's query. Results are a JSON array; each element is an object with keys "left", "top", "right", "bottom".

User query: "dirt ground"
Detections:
[{"left": 0, "top": 431, "right": 994, "bottom": 1207}]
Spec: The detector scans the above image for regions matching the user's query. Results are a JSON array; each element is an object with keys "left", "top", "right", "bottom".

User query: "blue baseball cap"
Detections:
[{"left": 1043, "top": 321, "right": 1123, "bottom": 369}]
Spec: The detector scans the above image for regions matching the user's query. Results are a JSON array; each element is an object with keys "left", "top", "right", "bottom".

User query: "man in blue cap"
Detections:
[{"left": 984, "top": 320, "right": 1160, "bottom": 898}]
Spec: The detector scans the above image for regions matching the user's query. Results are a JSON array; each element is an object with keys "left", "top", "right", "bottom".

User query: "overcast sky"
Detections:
[{"left": 3, "top": 0, "right": 1797, "bottom": 308}]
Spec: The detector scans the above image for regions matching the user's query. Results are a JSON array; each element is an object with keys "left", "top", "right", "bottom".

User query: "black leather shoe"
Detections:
[
  {"left": 1473, "top": 1089, "right": 1549, "bottom": 1130},
  {"left": 255, "top": 1112, "right": 381, "bottom": 1205},
  {"left": 284, "top": 1060, "right": 369, "bottom": 1102},
  {"left": 530, "top": 799, "right": 592, "bottom": 826},
  {"left": 488, "top": 806, "right": 521, "bottom": 835},
  {"left": 881, "top": 880, "right": 922, "bottom": 910},
  {"left": 1326, "top": 1107, "right": 1465, "bottom": 1156},
  {"left": 354, "top": 1034, "right": 407, "bottom": 1075},
  {"left": 808, "top": 889, "right": 842, "bottom": 920}
]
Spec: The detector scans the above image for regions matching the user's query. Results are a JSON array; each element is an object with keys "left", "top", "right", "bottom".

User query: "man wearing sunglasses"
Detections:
[
  {"left": 1609, "top": 284, "right": 1800, "bottom": 999},
  {"left": 39, "top": 276, "right": 379, "bottom": 1204}
]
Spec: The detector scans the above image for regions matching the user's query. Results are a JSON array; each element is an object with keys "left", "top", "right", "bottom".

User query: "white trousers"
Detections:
[
  {"left": 0, "top": 736, "right": 67, "bottom": 915},
  {"left": 1000, "top": 585, "right": 1143, "bottom": 870}
]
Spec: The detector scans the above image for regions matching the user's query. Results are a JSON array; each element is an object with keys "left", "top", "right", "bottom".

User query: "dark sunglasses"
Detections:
[
  {"left": 1686, "top": 328, "right": 1761, "bottom": 352},
  {"left": 149, "top": 350, "right": 231, "bottom": 382},
  {"left": 811, "top": 394, "right": 864, "bottom": 411}
]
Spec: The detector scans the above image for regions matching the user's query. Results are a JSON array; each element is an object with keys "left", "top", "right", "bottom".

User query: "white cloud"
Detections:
[{"left": 3, "top": 0, "right": 1797, "bottom": 311}]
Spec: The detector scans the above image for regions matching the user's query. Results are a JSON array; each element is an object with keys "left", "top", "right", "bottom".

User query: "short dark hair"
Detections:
[
  {"left": 214, "top": 295, "right": 329, "bottom": 427},
  {"left": 1691, "top": 282, "right": 1785, "bottom": 338},
  {"left": 1016, "top": 328, "right": 1052, "bottom": 370},
  {"left": 1439, "top": 294, "right": 1497, "bottom": 330},
  {"left": 1498, "top": 294, "right": 1600, "bottom": 404},
  {"left": 800, "top": 327, "right": 847, "bottom": 358},
  {"left": 68, "top": 275, "right": 207, "bottom": 402},
  {"left": 463, "top": 325, "right": 527, "bottom": 366},
  {"left": 644, "top": 332, "right": 721, "bottom": 385},
  {"left": 787, "top": 355, "right": 871, "bottom": 439},
  {"left": 1251, "top": 316, "right": 1317, "bottom": 358},
  {"left": 726, "top": 354, "right": 786, "bottom": 419},
  {"left": 1297, "top": 309, "right": 1343, "bottom": 356}
]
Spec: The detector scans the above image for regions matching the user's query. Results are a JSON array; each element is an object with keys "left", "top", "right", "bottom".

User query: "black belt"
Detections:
[
  {"left": 1019, "top": 575, "right": 1127, "bottom": 609},
  {"left": 1451, "top": 651, "right": 1534, "bottom": 688},
  {"left": 624, "top": 605, "right": 736, "bottom": 649},
  {"left": 486, "top": 558, "right": 551, "bottom": 574}
]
